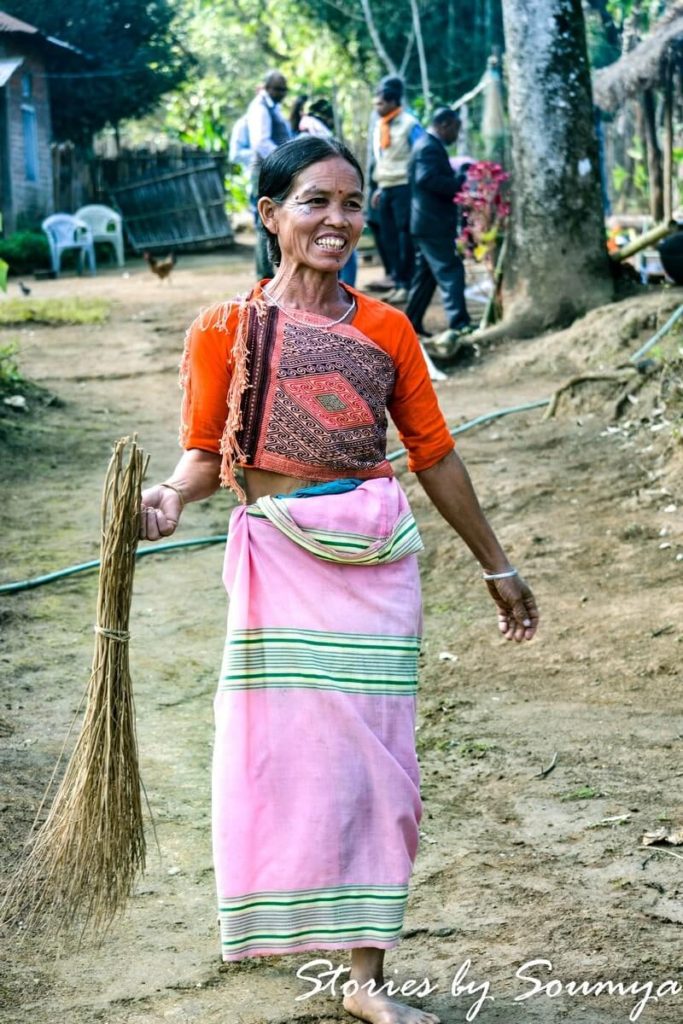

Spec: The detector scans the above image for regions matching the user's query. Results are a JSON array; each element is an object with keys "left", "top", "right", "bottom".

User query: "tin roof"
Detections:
[
  {"left": 0, "top": 55, "right": 23, "bottom": 86},
  {"left": 0, "top": 10, "right": 86, "bottom": 57},
  {"left": 0, "top": 11, "right": 39, "bottom": 34}
]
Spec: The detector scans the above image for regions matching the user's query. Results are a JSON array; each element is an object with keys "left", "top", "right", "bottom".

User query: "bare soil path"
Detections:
[{"left": 1, "top": 254, "right": 681, "bottom": 1024}]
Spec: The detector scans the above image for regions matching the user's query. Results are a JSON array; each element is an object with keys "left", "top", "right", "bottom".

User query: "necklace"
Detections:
[{"left": 263, "top": 285, "right": 356, "bottom": 329}]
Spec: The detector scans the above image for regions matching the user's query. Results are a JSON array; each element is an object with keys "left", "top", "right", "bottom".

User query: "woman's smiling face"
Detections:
[{"left": 259, "top": 157, "right": 365, "bottom": 271}]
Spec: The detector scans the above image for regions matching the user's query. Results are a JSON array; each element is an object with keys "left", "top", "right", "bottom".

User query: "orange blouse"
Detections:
[{"left": 180, "top": 285, "right": 455, "bottom": 488}]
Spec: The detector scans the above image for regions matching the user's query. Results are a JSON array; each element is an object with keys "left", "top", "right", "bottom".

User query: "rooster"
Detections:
[{"left": 143, "top": 251, "right": 177, "bottom": 282}]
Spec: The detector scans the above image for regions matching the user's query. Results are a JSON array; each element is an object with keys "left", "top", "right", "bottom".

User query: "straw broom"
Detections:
[{"left": 2, "top": 436, "right": 148, "bottom": 938}]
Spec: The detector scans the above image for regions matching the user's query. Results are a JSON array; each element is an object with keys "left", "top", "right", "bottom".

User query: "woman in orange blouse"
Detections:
[{"left": 140, "top": 137, "right": 538, "bottom": 1024}]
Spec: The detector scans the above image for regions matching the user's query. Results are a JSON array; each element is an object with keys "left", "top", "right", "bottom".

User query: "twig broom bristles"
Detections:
[{"left": 2, "top": 437, "right": 148, "bottom": 938}]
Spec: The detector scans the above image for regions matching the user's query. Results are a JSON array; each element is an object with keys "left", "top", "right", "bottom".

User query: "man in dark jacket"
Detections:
[{"left": 405, "top": 107, "right": 471, "bottom": 338}]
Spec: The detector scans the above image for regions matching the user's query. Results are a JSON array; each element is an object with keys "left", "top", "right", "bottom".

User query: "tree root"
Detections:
[
  {"left": 543, "top": 371, "right": 637, "bottom": 419},
  {"left": 472, "top": 319, "right": 537, "bottom": 345},
  {"left": 612, "top": 373, "right": 651, "bottom": 420}
]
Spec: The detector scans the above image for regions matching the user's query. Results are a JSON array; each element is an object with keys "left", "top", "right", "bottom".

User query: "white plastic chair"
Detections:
[
  {"left": 75, "top": 204, "right": 124, "bottom": 267},
  {"left": 42, "top": 214, "right": 96, "bottom": 275}
]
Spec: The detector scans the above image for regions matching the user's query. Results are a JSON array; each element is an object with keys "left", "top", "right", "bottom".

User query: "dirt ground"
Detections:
[{"left": 1, "top": 252, "right": 682, "bottom": 1024}]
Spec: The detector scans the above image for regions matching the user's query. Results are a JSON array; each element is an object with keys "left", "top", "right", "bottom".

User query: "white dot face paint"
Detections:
[{"left": 285, "top": 195, "right": 313, "bottom": 215}]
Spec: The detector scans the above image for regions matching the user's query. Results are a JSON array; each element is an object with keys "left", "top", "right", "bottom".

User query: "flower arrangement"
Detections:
[{"left": 456, "top": 161, "right": 510, "bottom": 268}]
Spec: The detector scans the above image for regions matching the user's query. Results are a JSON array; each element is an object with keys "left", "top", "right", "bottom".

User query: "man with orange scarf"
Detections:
[{"left": 371, "top": 76, "right": 423, "bottom": 304}]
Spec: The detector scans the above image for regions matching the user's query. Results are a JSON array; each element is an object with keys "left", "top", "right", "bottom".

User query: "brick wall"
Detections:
[{"left": 1, "top": 40, "right": 54, "bottom": 232}]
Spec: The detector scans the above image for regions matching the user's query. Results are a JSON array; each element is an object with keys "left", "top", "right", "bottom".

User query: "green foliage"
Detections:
[
  {"left": 297, "top": 0, "right": 504, "bottom": 107},
  {"left": 0, "top": 343, "right": 23, "bottom": 390},
  {"left": 624, "top": 138, "right": 650, "bottom": 202},
  {"left": 0, "top": 342, "right": 60, "bottom": 441},
  {"left": 586, "top": 1, "right": 670, "bottom": 69},
  {"left": 224, "top": 169, "right": 251, "bottom": 214},
  {"left": 611, "top": 135, "right": 651, "bottom": 210},
  {"left": 560, "top": 785, "right": 603, "bottom": 801},
  {"left": 584, "top": 7, "right": 621, "bottom": 68},
  {"left": 0, "top": 232, "right": 50, "bottom": 275},
  {"left": 1, "top": 0, "right": 189, "bottom": 141},
  {"left": 129, "top": 0, "right": 377, "bottom": 161},
  {"left": 611, "top": 163, "right": 629, "bottom": 193},
  {"left": 0, "top": 298, "right": 111, "bottom": 326},
  {"left": 123, "top": 0, "right": 504, "bottom": 161},
  {"left": 459, "top": 739, "right": 493, "bottom": 759},
  {"left": 605, "top": 0, "right": 665, "bottom": 32}
]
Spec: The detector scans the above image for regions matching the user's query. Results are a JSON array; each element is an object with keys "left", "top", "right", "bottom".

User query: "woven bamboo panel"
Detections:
[{"left": 110, "top": 162, "right": 234, "bottom": 252}]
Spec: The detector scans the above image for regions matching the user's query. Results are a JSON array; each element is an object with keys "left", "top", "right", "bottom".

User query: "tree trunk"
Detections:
[
  {"left": 500, "top": 0, "right": 613, "bottom": 334},
  {"left": 641, "top": 89, "right": 664, "bottom": 222},
  {"left": 409, "top": 0, "right": 431, "bottom": 115},
  {"left": 663, "top": 57, "right": 673, "bottom": 222},
  {"left": 359, "top": 0, "right": 397, "bottom": 75}
]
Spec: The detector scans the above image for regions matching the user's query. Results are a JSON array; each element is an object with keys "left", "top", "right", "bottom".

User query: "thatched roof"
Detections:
[{"left": 593, "top": 3, "right": 683, "bottom": 112}]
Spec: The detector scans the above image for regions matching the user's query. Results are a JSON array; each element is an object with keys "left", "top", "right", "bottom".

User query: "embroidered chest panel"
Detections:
[{"left": 238, "top": 307, "right": 396, "bottom": 473}]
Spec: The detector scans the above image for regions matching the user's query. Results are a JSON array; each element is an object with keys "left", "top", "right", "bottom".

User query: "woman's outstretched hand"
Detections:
[
  {"left": 484, "top": 574, "right": 539, "bottom": 642},
  {"left": 139, "top": 484, "right": 183, "bottom": 541}
]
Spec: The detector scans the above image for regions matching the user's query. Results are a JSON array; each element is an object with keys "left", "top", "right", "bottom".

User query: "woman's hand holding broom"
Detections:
[
  {"left": 140, "top": 449, "right": 222, "bottom": 541},
  {"left": 139, "top": 481, "right": 192, "bottom": 540},
  {"left": 140, "top": 484, "right": 183, "bottom": 540}
]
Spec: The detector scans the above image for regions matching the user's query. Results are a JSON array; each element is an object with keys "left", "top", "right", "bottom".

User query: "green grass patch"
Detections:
[
  {"left": 0, "top": 342, "right": 24, "bottom": 392},
  {"left": 0, "top": 341, "right": 60, "bottom": 445},
  {"left": 560, "top": 785, "right": 603, "bottom": 802},
  {"left": 0, "top": 297, "right": 111, "bottom": 326},
  {"left": 459, "top": 739, "right": 493, "bottom": 759}
]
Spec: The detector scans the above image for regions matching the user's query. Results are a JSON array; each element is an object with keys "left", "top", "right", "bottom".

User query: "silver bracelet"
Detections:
[{"left": 482, "top": 567, "right": 518, "bottom": 581}]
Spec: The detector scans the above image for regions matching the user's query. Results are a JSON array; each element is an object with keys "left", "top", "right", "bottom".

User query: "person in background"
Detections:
[
  {"left": 289, "top": 94, "right": 308, "bottom": 137},
  {"left": 228, "top": 112, "right": 253, "bottom": 170},
  {"left": 298, "top": 98, "right": 358, "bottom": 288},
  {"left": 405, "top": 107, "right": 472, "bottom": 344},
  {"left": 371, "top": 76, "right": 423, "bottom": 305},
  {"left": 246, "top": 71, "right": 292, "bottom": 279},
  {"left": 299, "top": 97, "right": 334, "bottom": 138},
  {"left": 364, "top": 106, "right": 394, "bottom": 293}
]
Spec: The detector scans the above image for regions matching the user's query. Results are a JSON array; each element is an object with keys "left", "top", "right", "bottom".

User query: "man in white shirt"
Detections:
[
  {"left": 371, "top": 76, "right": 423, "bottom": 304},
  {"left": 245, "top": 72, "right": 291, "bottom": 278},
  {"left": 228, "top": 114, "right": 253, "bottom": 169}
]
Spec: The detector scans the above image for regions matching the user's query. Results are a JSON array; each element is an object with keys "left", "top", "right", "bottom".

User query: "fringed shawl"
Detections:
[{"left": 179, "top": 284, "right": 269, "bottom": 504}]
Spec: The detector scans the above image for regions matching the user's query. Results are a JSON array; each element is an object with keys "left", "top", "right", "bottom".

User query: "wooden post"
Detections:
[
  {"left": 641, "top": 89, "right": 664, "bottom": 222},
  {"left": 663, "top": 53, "right": 673, "bottom": 223}
]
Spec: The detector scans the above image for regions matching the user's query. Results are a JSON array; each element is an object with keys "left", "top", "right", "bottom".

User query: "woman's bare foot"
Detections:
[
  {"left": 343, "top": 948, "right": 440, "bottom": 1024},
  {"left": 343, "top": 987, "right": 440, "bottom": 1024}
]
